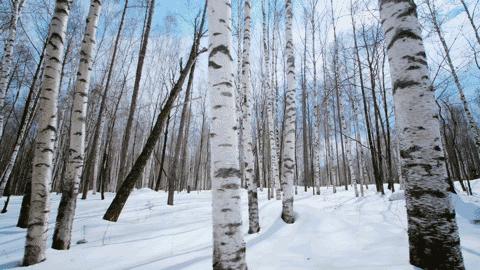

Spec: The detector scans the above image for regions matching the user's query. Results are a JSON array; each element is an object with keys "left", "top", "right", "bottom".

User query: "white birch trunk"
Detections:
[
  {"left": 339, "top": 93, "right": 358, "bottom": 197},
  {"left": 352, "top": 94, "right": 365, "bottom": 197},
  {"left": 426, "top": 0, "right": 480, "bottom": 156},
  {"left": 262, "top": 0, "right": 281, "bottom": 200},
  {"left": 241, "top": 0, "right": 260, "bottom": 234},
  {"left": 52, "top": 0, "right": 101, "bottom": 250},
  {"left": 281, "top": 0, "right": 296, "bottom": 224},
  {"left": 379, "top": 0, "right": 464, "bottom": 268},
  {"left": 208, "top": 0, "right": 247, "bottom": 268},
  {"left": 0, "top": 0, "right": 24, "bottom": 140},
  {"left": 23, "top": 0, "right": 72, "bottom": 266}
]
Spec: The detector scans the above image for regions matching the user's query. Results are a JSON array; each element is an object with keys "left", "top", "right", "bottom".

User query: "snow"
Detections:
[
  {"left": 1, "top": 181, "right": 480, "bottom": 269},
  {"left": 389, "top": 190, "right": 405, "bottom": 201}
]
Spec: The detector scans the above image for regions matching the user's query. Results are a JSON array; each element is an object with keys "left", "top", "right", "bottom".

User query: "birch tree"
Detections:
[
  {"left": 208, "top": 0, "right": 247, "bottom": 268},
  {"left": 0, "top": 0, "right": 24, "bottom": 141},
  {"left": 424, "top": 0, "right": 480, "bottom": 156},
  {"left": 241, "top": 0, "right": 260, "bottom": 233},
  {"left": 23, "top": 0, "right": 72, "bottom": 266},
  {"left": 262, "top": 0, "right": 281, "bottom": 200},
  {"left": 379, "top": 0, "right": 464, "bottom": 268},
  {"left": 118, "top": 0, "right": 155, "bottom": 185},
  {"left": 83, "top": 0, "right": 129, "bottom": 199},
  {"left": 103, "top": 7, "right": 205, "bottom": 222},
  {"left": 281, "top": 0, "right": 296, "bottom": 224},
  {"left": 52, "top": 0, "right": 101, "bottom": 250}
]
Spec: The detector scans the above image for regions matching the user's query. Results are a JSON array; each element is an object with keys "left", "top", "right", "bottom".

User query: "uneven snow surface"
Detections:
[{"left": 1, "top": 182, "right": 480, "bottom": 269}]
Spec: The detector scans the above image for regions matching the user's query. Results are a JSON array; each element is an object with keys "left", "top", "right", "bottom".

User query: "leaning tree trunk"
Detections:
[
  {"left": 23, "top": 0, "right": 72, "bottom": 266},
  {"left": 379, "top": 0, "right": 465, "bottom": 269},
  {"left": 208, "top": 1, "right": 247, "bottom": 269},
  {"left": 241, "top": 0, "right": 260, "bottom": 234},
  {"left": 103, "top": 11, "right": 205, "bottom": 222},
  {"left": 83, "top": 0, "right": 129, "bottom": 199},
  {"left": 281, "top": 0, "right": 296, "bottom": 224},
  {"left": 118, "top": 0, "right": 155, "bottom": 185},
  {"left": 52, "top": 0, "right": 101, "bottom": 250},
  {"left": 0, "top": 38, "right": 46, "bottom": 198},
  {"left": 0, "top": 0, "right": 24, "bottom": 141}
]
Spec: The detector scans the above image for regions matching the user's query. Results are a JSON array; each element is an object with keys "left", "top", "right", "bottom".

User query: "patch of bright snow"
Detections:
[{"left": 0, "top": 181, "right": 479, "bottom": 269}]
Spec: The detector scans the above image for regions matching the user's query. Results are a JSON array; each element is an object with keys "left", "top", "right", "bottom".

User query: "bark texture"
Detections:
[
  {"left": 280, "top": 0, "right": 296, "bottom": 224},
  {"left": 52, "top": 0, "right": 101, "bottom": 250},
  {"left": 0, "top": 0, "right": 24, "bottom": 141},
  {"left": 23, "top": 0, "right": 72, "bottom": 266},
  {"left": 241, "top": 0, "right": 260, "bottom": 234},
  {"left": 208, "top": 0, "right": 247, "bottom": 268},
  {"left": 379, "top": 0, "right": 464, "bottom": 269}
]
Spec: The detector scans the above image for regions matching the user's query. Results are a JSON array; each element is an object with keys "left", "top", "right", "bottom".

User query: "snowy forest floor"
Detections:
[{"left": 1, "top": 181, "right": 480, "bottom": 269}]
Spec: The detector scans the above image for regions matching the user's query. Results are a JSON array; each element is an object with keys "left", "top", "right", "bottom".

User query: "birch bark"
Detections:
[
  {"left": 425, "top": 0, "right": 480, "bottom": 157},
  {"left": 52, "top": 0, "right": 101, "bottom": 250},
  {"left": 241, "top": 0, "right": 260, "bottom": 233},
  {"left": 208, "top": 0, "right": 247, "bottom": 268},
  {"left": 379, "top": 0, "right": 464, "bottom": 268},
  {"left": 0, "top": 0, "right": 25, "bottom": 140},
  {"left": 23, "top": 0, "right": 72, "bottom": 266},
  {"left": 262, "top": 0, "right": 281, "bottom": 200},
  {"left": 281, "top": 0, "right": 296, "bottom": 224}
]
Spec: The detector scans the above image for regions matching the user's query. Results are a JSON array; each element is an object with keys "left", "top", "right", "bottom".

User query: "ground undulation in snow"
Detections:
[{"left": 1, "top": 182, "right": 480, "bottom": 269}]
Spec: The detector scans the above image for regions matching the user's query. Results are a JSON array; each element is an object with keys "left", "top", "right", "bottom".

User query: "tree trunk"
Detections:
[
  {"left": 102, "top": 12, "right": 205, "bottom": 222},
  {"left": 0, "top": 38, "right": 47, "bottom": 197},
  {"left": 262, "top": 0, "right": 281, "bottom": 200},
  {"left": 0, "top": 0, "right": 24, "bottom": 140},
  {"left": 426, "top": 0, "right": 480, "bottom": 158},
  {"left": 241, "top": 0, "right": 260, "bottom": 233},
  {"left": 83, "top": 0, "right": 129, "bottom": 199},
  {"left": 52, "top": 0, "right": 101, "bottom": 250},
  {"left": 281, "top": 0, "right": 296, "bottom": 224},
  {"left": 379, "top": 0, "right": 465, "bottom": 268},
  {"left": 118, "top": 0, "right": 155, "bottom": 185},
  {"left": 23, "top": 0, "right": 72, "bottom": 266},
  {"left": 208, "top": 1, "right": 247, "bottom": 268},
  {"left": 167, "top": 60, "right": 196, "bottom": 205}
]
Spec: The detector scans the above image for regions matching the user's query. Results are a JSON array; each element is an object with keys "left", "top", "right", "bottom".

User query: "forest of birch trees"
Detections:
[{"left": 1, "top": 0, "right": 479, "bottom": 269}]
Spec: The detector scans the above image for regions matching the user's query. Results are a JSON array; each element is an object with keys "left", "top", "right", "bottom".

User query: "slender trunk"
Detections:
[
  {"left": 0, "top": 39, "right": 47, "bottom": 197},
  {"left": 0, "top": 0, "right": 24, "bottom": 140},
  {"left": 167, "top": 60, "right": 196, "bottom": 205},
  {"left": 83, "top": 0, "right": 129, "bottom": 199},
  {"left": 118, "top": 0, "right": 155, "bottom": 184},
  {"left": 281, "top": 0, "right": 296, "bottom": 224},
  {"left": 52, "top": 0, "right": 101, "bottom": 250},
  {"left": 262, "top": 0, "right": 281, "bottom": 200},
  {"left": 426, "top": 0, "right": 480, "bottom": 157},
  {"left": 241, "top": 0, "right": 260, "bottom": 233},
  {"left": 330, "top": 0, "right": 348, "bottom": 191},
  {"left": 23, "top": 0, "right": 71, "bottom": 265},
  {"left": 155, "top": 115, "right": 170, "bottom": 191},
  {"left": 103, "top": 13, "right": 205, "bottom": 222}
]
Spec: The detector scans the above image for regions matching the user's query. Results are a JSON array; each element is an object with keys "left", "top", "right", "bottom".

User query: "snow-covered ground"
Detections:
[{"left": 1, "top": 181, "right": 480, "bottom": 269}]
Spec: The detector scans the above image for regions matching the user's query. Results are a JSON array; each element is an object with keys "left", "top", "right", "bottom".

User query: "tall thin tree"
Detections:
[
  {"left": 208, "top": 0, "right": 247, "bottom": 268},
  {"left": 281, "top": 0, "right": 296, "bottom": 224},
  {"left": 23, "top": 0, "right": 72, "bottom": 266},
  {"left": 241, "top": 0, "right": 260, "bottom": 233},
  {"left": 0, "top": 0, "right": 25, "bottom": 141},
  {"left": 52, "top": 0, "right": 102, "bottom": 250}
]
